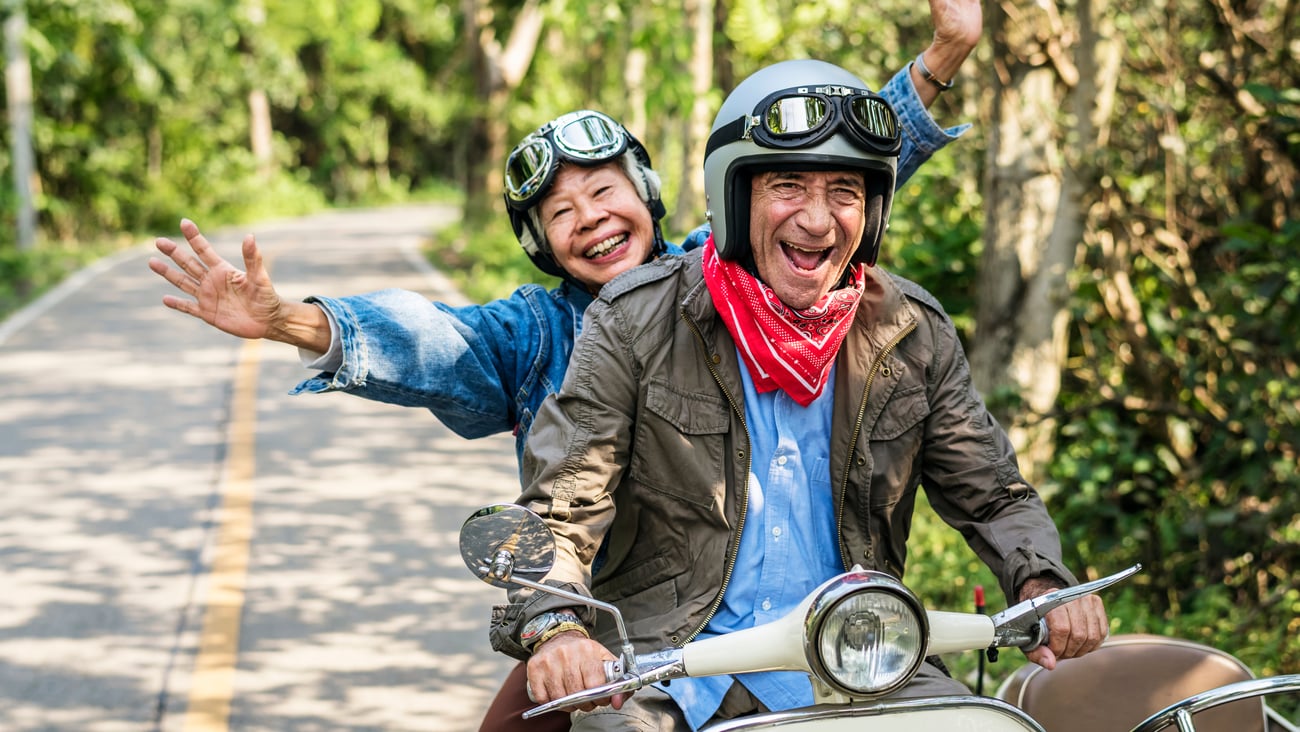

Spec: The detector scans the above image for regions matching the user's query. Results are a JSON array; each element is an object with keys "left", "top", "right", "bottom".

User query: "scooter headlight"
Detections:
[{"left": 805, "top": 571, "right": 927, "bottom": 697}]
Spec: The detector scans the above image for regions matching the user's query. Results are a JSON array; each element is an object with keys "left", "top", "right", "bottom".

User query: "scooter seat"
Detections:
[{"left": 994, "top": 633, "right": 1266, "bottom": 732}]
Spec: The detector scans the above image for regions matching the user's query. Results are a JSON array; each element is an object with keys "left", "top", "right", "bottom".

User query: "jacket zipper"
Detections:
[
  {"left": 680, "top": 310, "right": 751, "bottom": 645},
  {"left": 836, "top": 321, "right": 916, "bottom": 571}
]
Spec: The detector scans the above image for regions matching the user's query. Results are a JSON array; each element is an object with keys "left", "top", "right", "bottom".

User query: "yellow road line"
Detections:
[{"left": 182, "top": 337, "right": 261, "bottom": 732}]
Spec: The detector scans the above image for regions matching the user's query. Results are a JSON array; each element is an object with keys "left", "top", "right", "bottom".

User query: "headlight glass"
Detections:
[{"left": 814, "top": 588, "right": 925, "bottom": 695}]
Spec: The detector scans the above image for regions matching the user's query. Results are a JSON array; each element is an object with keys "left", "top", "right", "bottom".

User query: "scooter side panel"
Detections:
[{"left": 701, "top": 696, "right": 1046, "bottom": 732}]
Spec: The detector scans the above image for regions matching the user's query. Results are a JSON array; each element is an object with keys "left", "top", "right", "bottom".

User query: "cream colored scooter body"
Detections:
[
  {"left": 458, "top": 506, "right": 1140, "bottom": 731},
  {"left": 702, "top": 696, "right": 1045, "bottom": 732},
  {"left": 682, "top": 607, "right": 1038, "bottom": 731}
]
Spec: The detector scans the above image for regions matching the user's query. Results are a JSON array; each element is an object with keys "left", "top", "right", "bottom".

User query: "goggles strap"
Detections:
[{"left": 705, "top": 115, "right": 752, "bottom": 159}]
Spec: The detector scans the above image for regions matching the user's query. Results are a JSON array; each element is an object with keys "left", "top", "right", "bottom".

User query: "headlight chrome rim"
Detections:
[{"left": 803, "top": 570, "right": 928, "bottom": 698}]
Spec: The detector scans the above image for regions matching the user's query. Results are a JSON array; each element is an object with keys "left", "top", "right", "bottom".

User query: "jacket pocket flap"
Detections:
[
  {"left": 645, "top": 379, "right": 730, "bottom": 435},
  {"left": 594, "top": 546, "right": 683, "bottom": 603},
  {"left": 870, "top": 384, "right": 930, "bottom": 440}
]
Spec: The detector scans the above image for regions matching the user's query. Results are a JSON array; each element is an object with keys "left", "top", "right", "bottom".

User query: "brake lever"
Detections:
[
  {"left": 990, "top": 564, "right": 1141, "bottom": 648},
  {"left": 523, "top": 657, "right": 686, "bottom": 719}
]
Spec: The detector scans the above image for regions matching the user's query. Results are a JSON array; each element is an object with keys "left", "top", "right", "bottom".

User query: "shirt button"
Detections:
[
  {"left": 777, "top": 455, "right": 788, "bottom": 466},
  {"left": 772, "top": 526, "right": 782, "bottom": 538},
  {"left": 761, "top": 599, "right": 772, "bottom": 611}
]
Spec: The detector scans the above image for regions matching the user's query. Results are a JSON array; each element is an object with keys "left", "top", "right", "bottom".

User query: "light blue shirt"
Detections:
[{"left": 660, "top": 358, "right": 843, "bottom": 730}]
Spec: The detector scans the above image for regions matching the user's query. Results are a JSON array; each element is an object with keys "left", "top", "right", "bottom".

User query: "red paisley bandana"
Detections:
[{"left": 701, "top": 236, "right": 865, "bottom": 407}]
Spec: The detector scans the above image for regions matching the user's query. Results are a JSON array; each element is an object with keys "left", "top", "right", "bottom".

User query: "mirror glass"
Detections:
[{"left": 459, "top": 503, "right": 556, "bottom": 589}]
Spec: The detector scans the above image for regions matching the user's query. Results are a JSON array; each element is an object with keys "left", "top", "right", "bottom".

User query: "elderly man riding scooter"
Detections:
[{"left": 491, "top": 58, "right": 1110, "bottom": 731}]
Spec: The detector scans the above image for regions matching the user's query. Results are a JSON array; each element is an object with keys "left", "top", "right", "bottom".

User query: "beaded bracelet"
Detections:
[{"left": 535, "top": 621, "right": 590, "bottom": 648}]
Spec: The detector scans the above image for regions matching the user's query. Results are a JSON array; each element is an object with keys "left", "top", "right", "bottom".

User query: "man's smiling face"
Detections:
[{"left": 747, "top": 170, "right": 868, "bottom": 310}]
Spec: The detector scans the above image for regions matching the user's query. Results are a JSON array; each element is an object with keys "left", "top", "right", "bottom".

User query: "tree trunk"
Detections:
[
  {"left": 462, "top": 0, "right": 545, "bottom": 224},
  {"left": 5, "top": 5, "right": 37, "bottom": 253},
  {"left": 248, "top": 89, "right": 274, "bottom": 176},
  {"left": 972, "top": 0, "right": 1099, "bottom": 485},
  {"left": 671, "top": 0, "right": 714, "bottom": 236},
  {"left": 623, "top": 4, "right": 648, "bottom": 144},
  {"left": 245, "top": 0, "right": 273, "bottom": 177}
]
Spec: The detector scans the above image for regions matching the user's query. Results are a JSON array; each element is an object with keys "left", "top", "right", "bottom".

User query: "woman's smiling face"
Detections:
[{"left": 539, "top": 163, "right": 655, "bottom": 293}]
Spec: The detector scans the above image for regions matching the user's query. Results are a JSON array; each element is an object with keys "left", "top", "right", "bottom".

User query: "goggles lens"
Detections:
[
  {"left": 504, "top": 111, "right": 629, "bottom": 207},
  {"left": 765, "top": 95, "right": 829, "bottom": 136},
  {"left": 706, "top": 85, "right": 902, "bottom": 159},
  {"left": 845, "top": 95, "right": 899, "bottom": 144},
  {"left": 504, "top": 139, "right": 554, "bottom": 203},
  {"left": 553, "top": 112, "right": 625, "bottom": 159}
]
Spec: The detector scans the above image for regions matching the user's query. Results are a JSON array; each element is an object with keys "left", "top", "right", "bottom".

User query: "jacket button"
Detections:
[
  {"left": 712, "top": 353, "right": 721, "bottom": 364},
  {"left": 670, "top": 635, "right": 681, "bottom": 645},
  {"left": 737, "top": 450, "right": 745, "bottom": 460}
]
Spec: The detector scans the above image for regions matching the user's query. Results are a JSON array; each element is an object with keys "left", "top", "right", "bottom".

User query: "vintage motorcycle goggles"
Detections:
[
  {"left": 504, "top": 110, "right": 629, "bottom": 210},
  {"left": 705, "top": 85, "right": 903, "bottom": 159}
]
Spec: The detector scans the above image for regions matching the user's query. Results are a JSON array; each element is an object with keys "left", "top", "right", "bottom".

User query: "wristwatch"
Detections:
[{"left": 520, "top": 610, "right": 588, "bottom": 651}]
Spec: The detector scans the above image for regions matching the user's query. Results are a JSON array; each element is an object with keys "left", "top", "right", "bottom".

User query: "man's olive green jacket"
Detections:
[{"left": 490, "top": 247, "right": 1074, "bottom": 660}]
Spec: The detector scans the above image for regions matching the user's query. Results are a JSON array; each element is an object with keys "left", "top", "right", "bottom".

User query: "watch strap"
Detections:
[{"left": 520, "top": 610, "right": 588, "bottom": 651}]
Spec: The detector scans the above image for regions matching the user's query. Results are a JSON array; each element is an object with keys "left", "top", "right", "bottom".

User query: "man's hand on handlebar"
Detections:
[
  {"left": 527, "top": 633, "right": 630, "bottom": 711},
  {"left": 1018, "top": 576, "right": 1110, "bottom": 670}
]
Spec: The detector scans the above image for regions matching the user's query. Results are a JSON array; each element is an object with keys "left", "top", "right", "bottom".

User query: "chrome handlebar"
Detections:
[{"left": 990, "top": 564, "right": 1142, "bottom": 649}]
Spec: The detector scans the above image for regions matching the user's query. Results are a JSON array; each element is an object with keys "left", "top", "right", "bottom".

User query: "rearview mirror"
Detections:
[{"left": 458, "top": 503, "right": 555, "bottom": 589}]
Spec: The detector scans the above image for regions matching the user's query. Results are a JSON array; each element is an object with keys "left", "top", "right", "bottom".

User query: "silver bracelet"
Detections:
[{"left": 914, "top": 52, "right": 955, "bottom": 91}]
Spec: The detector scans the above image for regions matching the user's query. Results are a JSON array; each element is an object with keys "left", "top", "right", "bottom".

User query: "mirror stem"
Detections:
[{"left": 508, "top": 574, "right": 639, "bottom": 675}]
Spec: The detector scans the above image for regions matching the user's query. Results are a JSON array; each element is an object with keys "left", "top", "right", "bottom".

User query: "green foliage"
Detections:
[
  {"left": 0, "top": 238, "right": 120, "bottom": 321},
  {"left": 1034, "top": 0, "right": 1300, "bottom": 686},
  {"left": 428, "top": 215, "right": 560, "bottom": 304},
  {"left": 885, "top": 149, "right": 984, "bottom": 338}
]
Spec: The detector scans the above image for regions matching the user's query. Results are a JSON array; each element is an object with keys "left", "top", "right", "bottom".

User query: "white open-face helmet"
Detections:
[
  {"left": 503, "top": 110, "right": 666, "bottom": 281},
  {"left": 704, "top": 60, "right": 902, "bottom": 266}
]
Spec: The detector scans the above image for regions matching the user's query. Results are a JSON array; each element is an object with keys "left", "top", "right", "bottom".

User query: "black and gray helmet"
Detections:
[
  {"left": 703, "top": 60, "right": 902, "bottom": 266},
  {"left": 503, "top": 110, "right": 667, "bottom": 280}
]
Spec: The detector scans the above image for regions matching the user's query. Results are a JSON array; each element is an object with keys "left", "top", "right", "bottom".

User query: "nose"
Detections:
[
  {"left": 572, "top": 196, "right": 608, "bottom": 232},
  {"left": 795, "top": 190, "right": 835, "bottom": 236}
]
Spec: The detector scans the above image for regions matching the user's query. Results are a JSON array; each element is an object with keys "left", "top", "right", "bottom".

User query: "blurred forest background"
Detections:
[{"left": 0, "top": 0, "right": 1297, "bottom": 700}]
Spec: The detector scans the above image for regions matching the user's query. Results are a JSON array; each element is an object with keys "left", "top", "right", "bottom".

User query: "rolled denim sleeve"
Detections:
[
  {"left": 878, "top": 65, "right": 971, "bottom": 184},
  {"left": 288, "top": 288, "right": 516, "bottom": 439}
]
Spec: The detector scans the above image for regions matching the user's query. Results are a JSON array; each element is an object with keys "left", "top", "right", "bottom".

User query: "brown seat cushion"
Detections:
[{"left": 995, "top": 633, "right": 1266, "bottom": 732}]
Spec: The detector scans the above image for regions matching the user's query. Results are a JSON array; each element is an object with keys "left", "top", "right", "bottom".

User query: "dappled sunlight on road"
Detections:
[{"left": 0, "top": 206, "right": 519, "bottom": 731}]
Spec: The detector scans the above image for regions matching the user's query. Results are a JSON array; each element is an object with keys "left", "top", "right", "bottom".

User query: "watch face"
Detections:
[
  {"left": 520, "top": 612, "right": 564, "bottom": 646},
  {"left": 520, "top": 617, "right": 548, "bottom": 644}
]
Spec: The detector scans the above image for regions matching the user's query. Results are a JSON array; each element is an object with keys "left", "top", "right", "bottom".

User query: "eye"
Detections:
[{"left": 831, "top": 184, "right": 866, "bottom": 204}]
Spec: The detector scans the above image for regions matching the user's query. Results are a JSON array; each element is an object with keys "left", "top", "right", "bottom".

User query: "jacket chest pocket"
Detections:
[
  {"left": 866, "top": 383, "right": 929, "bottom": 508},
  {"left": 630, "top": 379, "right": 730, "bottom": 510}
]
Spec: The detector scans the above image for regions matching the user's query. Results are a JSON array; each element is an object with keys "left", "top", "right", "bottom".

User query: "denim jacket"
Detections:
[{"left": 290, "top": 65, "right": 967, "bottom": 467}]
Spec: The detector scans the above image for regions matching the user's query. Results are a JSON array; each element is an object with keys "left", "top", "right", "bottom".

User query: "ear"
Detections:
[{"left": 853, "top": 177, "right": 890, "bottom": 266}]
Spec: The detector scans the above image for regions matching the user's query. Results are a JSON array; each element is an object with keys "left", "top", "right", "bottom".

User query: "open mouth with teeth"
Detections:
[
  {"left": 783, "top": 241, "right": 833, "bottom": 272},
  {"left": 585, "top": 233, "right": 629, "bottom": 259}
]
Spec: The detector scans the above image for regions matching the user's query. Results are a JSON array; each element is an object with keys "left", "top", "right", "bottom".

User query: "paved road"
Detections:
[{"left": 0, "top": 206, "right": 521, "bottom": 731}]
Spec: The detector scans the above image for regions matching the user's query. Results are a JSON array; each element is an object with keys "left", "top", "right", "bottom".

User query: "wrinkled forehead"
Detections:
[
  {"left": 545, "top": 160, "right": 631, "bottom": 194},
  {"left": 537, "top": 160, "right": 637, "bottom": 213},
  {"left": 751, "top": 169, "right": 868, "bottom": 188}
]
